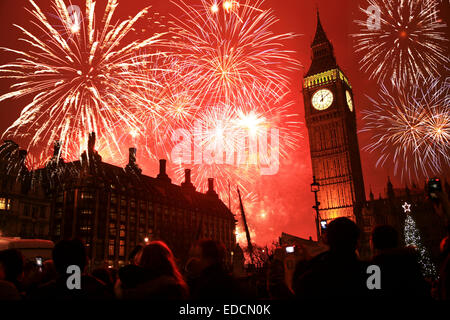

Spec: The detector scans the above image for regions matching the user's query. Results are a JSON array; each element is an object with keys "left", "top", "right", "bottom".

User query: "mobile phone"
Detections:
[
  {"left": 285, "top": 246, "right": 294, "bottom": 253},
  {"left": 35, "top": 257, "right": 43, "bottom": 267}
]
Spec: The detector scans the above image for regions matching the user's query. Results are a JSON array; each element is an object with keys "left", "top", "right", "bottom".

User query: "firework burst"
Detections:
[
  {"left": 120, "top": 0, "right": 302, "bottom": 203},
  {"left": 119, "top": 56, "right": 201, "bottom": 161},
  {"left": 171, "top": 87, "right": 302, "bottom": 198},
  {"left": 361, "top": 76, "right": 449, "bottom": 180},
  {"left": 0, "top": 0, "right": 168, "bottom": 160},
  {"left": 172, "top": 102, "right": 258, "bottom": 197},
  {"left": 353, "top": 0, "right": 448, "bottom": 87},
  {"left": 169, "top": 0, "right": 300, "bottom": 105}
]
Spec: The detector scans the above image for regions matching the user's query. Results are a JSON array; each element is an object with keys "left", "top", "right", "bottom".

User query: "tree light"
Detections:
[{"left": 404, "top": 212, "right": 437, "bottom": 279}]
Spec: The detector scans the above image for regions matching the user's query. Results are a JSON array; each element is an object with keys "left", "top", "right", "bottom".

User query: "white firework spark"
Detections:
[
  {"left": 0, "top": 0, "right": 168, "bottom": 160},
  {"left": 353, "top": 0, "right": 448, "bottom": 87},
  {"left": 361, "top": 75, "right": 449, "bottom": 180}
]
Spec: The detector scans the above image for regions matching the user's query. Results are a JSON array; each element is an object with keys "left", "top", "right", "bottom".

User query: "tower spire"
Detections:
[
  {"left": 306, "top": 10, "right": 337, "bottom": 77},
  {"left": 312, "top": 9, "right": 330, "bottom": 47},
  {"left": 302, "top": 10, "right": 366, "bottom": 228}
]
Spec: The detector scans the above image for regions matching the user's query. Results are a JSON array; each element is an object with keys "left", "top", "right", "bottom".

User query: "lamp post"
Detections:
[{"left": 311, "top": 176, "right": 321, "bottom": 241}]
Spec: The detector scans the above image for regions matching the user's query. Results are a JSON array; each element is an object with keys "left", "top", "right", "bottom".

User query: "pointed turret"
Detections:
[
  {"left": 387, "top": 176, "right": 395, "bottom": 199},
  {"left": 405, "top": 183, "right": 410, "bottom": 199},
  {"left": 311, "top": 10, "right": 329, "bottom": 46},
  {"left": 306, "top": 10, "right": 337, "bottom": 77}
]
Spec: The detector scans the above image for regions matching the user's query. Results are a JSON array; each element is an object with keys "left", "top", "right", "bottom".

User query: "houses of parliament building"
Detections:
[{"left": 0, "top": 133, "right": 236, "bottom": 267}]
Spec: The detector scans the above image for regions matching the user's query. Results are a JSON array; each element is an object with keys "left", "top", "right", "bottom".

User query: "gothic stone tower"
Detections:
[{"left": 303, "top": 12, "right": 366, "bottom": 223}]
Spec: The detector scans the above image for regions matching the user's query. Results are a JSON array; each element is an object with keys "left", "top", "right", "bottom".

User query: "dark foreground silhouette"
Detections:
[{"left": 1, "top": 218, "right": 449, "bottom": 300}]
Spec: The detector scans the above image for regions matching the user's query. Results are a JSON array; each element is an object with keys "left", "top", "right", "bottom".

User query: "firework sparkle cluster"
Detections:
[
  {"left": 0, "top": 0, "right": 302, "bottom": 243},
  {"left": 0, "top": 0, "right": 170, "bottom": 161},
  {"left": 354, "top": 0, "right": 449, "bottom": 180},
  {"left": 361, "top": 76, "right": 449, "bottom": 181}
]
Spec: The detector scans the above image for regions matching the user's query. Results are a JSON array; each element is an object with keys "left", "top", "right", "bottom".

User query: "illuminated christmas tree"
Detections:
[{"left": 403, "top": 202, "right": 437, "bottom": 279}]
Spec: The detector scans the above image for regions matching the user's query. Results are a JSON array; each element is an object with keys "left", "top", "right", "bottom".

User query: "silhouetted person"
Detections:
[
  {"left": 0, "top": 249, "right": 24, "bottom": 293},
  {"left": 40, "top": 260, "right": 57, "bottom": 285},
  {"left": 117, "top": 245, "right": 144, "bottom": 291},
  {"left": 190, "top": 239, "right": 246, "bottom": 300},
  {"left": 266, "top": 256, "right": 294, "bottom": 299},
  {"left": 120, "top": 241, "right": 188, "bottom": 300},
  {"left": 21, "top": 259, "right": 43, "bottom": 296},
  {"left": 0, "top": 280, "right": 21, "bottom": 300},
  {"left": 371, "top": 225, "right": 430, "bottom": 298},
  {"left": 92, "top": 267, "right": 114, "bottom": 292},
  {"left": 31, "top": 239, "right": 112, "bottom": 300},
  {"left": 292, "top": 218, "right": 368, "bottom": 298},
  {"left": 22, "top": 259, "right": 58, "bottom": 300},
  {"left": 438, "top": 226, "right": 450, "bottom": 299},
  {"left": 184, "top": 257, "right": 202, "bottom": 291}
]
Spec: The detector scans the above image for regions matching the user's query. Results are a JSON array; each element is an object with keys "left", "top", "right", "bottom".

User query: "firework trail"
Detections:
[
  {"left": 0, "top": 0, "right": 303, "bottom": 244},
  {"left": 122, "top": 0, "right": 302, "bottom": 202},
  {"left": 169, "top": 0, "right": 300, "bottom": 105},
  {"left": 353, "top": 0, "right": 448, "bottom": 87},
  {"left": 0, "top": 0, "right": 168, "bottom": 161},
  {"left": 361, "top": 76, "right": 449, "bottom": 181},
  {"left": 118, "top": 56, "right": 201, "bottom": 161},
  {"left": 171, "top": 102, "right": 259, "bottom": 197},
  {"left": 170, "top": 87, "right": 302, "bottom": 209}
]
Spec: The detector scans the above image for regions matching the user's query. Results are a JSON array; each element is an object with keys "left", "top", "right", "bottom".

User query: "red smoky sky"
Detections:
[{"left": 0, "top": 0, "right": 448, "bottom": 244}]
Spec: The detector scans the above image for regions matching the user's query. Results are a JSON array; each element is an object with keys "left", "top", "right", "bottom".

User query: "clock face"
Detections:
[
  {"left": 346, "top": 90, "right": 353, "bottom": 112},
  {"left": 312, "top": 89, "right": 334, "bottom": 110}
]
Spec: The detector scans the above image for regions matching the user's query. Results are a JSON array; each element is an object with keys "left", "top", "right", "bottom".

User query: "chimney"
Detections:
[
  {"left": 157, "top": 159, "right": 171, "bottom": 182},
  {"left": 369, "top": 185, "right": 374, "bottom": 201},
  {"left": 129, "top": 147, "right": 137, "bottom": 164},
  {"left": 88, "top": 132, "right": 96, "bottom": 153},
  {"left": 160, "top": 159, "right": 166, "bottom": 175},
  {"left": 207, "top": 178, "right": 217, "bottom": 196},
  {"left": 185, "top": 169, "right": 191, "bottom": 184},
  {"left": 181, "top": 169, "right": 195, "bottom": 191},
  {"left": 125, "top": 147, "right": 141, "bottom": 175},
  {"left": 208, "top": 178, "right": 214, "bottom": 191},
  {"left": 53, "top": 141, "right": 61, "bottom": 157},
  {"left": 84, "top": 132, "right": 102, "bottom": 163}
]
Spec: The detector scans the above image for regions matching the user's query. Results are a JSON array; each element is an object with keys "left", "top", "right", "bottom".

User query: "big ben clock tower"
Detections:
[{"left": 303, "top": 12, "right": 366, "bottom": 224}]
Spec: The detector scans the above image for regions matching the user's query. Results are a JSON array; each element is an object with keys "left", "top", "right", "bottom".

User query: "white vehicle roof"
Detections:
[{"left": 0, "top": 237, "right": 54, "bottom": 251}]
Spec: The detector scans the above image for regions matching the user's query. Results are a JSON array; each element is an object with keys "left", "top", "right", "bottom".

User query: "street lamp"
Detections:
[{"left": 311, "top": 176, "right": 321, "bottom": 241}]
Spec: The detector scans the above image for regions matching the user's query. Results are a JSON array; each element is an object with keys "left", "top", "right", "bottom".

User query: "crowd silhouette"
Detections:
[{"left": 1, "top": 217, "right": 449, "bottom": 300}]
